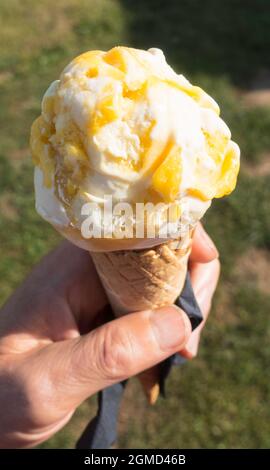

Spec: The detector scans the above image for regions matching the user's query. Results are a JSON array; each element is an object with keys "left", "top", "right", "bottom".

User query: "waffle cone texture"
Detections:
[{"left": 90, "top": 232, "right": 193, "bottom": 404}]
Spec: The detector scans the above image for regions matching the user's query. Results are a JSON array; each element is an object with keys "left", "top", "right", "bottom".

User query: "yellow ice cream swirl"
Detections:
[{"left": 30, "top": 46, "right": 240, "bottom": 228}]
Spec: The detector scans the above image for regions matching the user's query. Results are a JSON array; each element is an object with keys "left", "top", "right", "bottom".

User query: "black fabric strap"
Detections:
[
  {"left": 76, "top": 271, "right": 203, "bottom": 449},
  {"left": 76, "top": 381, "right": 128, "bottom": 449},
  {"left": 176, "top": 271, "right": 203, "bottom": 330}
]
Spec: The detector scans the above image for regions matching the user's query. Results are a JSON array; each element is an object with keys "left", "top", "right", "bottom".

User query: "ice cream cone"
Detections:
[
  {"left": 30, "top": 46, "right": 240, "bottom": 406},
  {"left": 90, "top": 230, "right": 193, "bottom": 404},
  {"left": 138, "top": 366, "right": 161, "bottom": 405}
]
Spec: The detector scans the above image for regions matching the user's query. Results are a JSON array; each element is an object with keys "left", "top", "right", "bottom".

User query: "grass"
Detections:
[{"left": 1, "top": 0, "right": 270, "bottom": 449}]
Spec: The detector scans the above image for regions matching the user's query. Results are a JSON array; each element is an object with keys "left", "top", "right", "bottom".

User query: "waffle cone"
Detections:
[{"left": 90, "top": 231, "right": 193, "bottom": 404}]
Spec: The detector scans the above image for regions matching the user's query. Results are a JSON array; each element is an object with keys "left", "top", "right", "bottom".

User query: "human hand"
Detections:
[{"left": 0, "top": 224, "right": 219, "bottom": 448}]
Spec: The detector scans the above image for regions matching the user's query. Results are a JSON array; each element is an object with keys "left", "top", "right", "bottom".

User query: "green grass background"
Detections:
[{"left": 1, "top": 0, "right": 270, "bottom": 448}]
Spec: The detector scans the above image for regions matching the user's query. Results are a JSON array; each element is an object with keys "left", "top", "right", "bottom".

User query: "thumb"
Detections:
[{"left": 42, "top": 305, "right": 191, "bottom": 409}]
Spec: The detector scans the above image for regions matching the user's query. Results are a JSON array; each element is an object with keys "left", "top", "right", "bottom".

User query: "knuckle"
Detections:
[
  {"left": 22, "top": 372, "right": 52, "bottom": 420},
  {"left": 1, "top": 359, "right": 44, "bottom": 426},
  {"left": 12, "top": 357, "right": 60, "bottom": 426},
  {"left": 213, "top": 257, "right": 221, "bottom": 278}
]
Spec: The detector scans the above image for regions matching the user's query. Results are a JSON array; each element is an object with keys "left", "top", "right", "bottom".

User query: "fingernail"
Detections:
[
  {"left": 198, "top": 225, "right": 219, "bottom": 258},
  {"left": 151, "top": 306, "right": 191, "bottom": 351}
]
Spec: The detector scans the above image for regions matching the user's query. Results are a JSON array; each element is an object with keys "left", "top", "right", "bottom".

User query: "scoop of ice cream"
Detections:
[{"left": 30, "top": 46, "right": 240, "bottom": 250}]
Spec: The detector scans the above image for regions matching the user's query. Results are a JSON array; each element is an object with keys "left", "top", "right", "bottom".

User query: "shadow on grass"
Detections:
[{"left": 121, "top": 0, "right": 270, "bottom": 87}]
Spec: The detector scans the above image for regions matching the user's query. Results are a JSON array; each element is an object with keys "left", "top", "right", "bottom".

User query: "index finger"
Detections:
[{"left": 189, "top": 223, "right": 219, "bottom": 264}]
